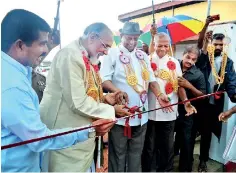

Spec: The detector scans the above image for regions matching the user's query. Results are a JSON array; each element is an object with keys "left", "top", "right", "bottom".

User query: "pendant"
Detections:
[
  {"left": 172, "top": 80, "right": 179, "bottom": 92},
  {"left": 142, "top": 69, "right": 150, "bottom": 81},
  {"left": 119, "top": 54, "right": 130, "bottom": 64},
  {"left": 140, "top": 90, "right": 147, "bottom": 104},
  {"left": 135, "top": 50, "right": 144, "bottom": 60},
  {"left": 87, "top": 87, "right": 99, "bottom": 101},
  {"left": 127, "top": 75, "right": 138, "bottom": 86},
  {"left": 159, "top": 69, "right": 170, "bottom": 80}
]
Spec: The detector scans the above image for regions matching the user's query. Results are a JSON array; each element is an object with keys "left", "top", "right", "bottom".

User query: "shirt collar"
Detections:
[
  {"left": 1, "top": 51, "right": 32, "bottom": 77},
  {"left": 77, "top": 37, "right": 89, "bottom": 56},
  {"left": 153, "top": 51, "right": 169, "bottom": 60},
  {"left": 119, "top": 44, "right": 137, "bottom": 54}
]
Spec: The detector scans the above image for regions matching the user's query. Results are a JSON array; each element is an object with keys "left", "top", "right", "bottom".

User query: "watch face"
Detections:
[{"left": 223, "top": 36, "right": 231, "bottom": 45}]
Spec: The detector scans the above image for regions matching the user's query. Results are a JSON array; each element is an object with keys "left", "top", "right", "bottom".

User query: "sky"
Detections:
[{"left": 0, "top": 0, "right": 170, "bottom": 46}]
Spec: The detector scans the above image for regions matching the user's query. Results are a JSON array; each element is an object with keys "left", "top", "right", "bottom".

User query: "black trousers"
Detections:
[
  {"left": 175, "top": 113, "right": 196, "bottom": 171},
  {"left": 142, "top": 120, "right": 175, "bottom": 172},
  {"left": 108, "top": 124, "right": 147, "bottom": 172}
]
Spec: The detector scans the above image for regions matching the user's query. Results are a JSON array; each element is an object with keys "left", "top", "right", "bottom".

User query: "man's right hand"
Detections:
[
  {"left": 114, "top": 105, "right": 132, "bottom": 118},
  {"left": 115, "top": 91, "right": 129, "bottom": 105},
  {"left": 204, "top": 30, "right": 213, "bottom": 42},
  {"left": 206, "top": 16, "right": 214, "bottom": 25},
  {"left": 92, "top": 119, "right": 116, "bottom": 136},
  {"left": 150, "top": 24, "right": 157, "bottom": 38}
]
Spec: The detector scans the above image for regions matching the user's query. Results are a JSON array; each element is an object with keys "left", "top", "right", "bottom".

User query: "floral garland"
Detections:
[
  {"left": 150, "top": 54, "right": 178, "bottom": 100},
  {"left": 119, "top": 49, "right": 150, "bottom": 114},
  {"left": 82, "top": 51, "right": 104, "bottom": 102},
  {"left": 207, "top": 43, "right": 228, "bottom": 85}
]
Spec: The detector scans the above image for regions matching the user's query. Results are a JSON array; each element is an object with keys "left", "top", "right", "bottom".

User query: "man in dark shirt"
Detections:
[
  {"left": 175, "top": 46, "right": 206, "bottom": 172},
  {"left": 196, "top": 30, "right": 236, "bottom": 172}
]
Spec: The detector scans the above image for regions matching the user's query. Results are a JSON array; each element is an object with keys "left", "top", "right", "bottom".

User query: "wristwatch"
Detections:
[{"left": 88, "top": 124, "right": 96, "bottom": 138}]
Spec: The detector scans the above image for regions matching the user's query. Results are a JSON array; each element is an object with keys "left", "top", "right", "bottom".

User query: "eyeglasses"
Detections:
[{"left": 98, "top": 37, "right": 110, "bottom": 51}]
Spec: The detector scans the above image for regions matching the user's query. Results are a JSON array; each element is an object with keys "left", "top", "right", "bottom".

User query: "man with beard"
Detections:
[
  {"left": 40, "top": 22, "right": 131, "bottom": 172},
  {"left": 196, "top": 29, "right": 236, "bottom": 172},
  {"left": 100, "top": 22, "right": 174, "bottom": 172},
  {"left": 1, "top": 9, "right": 115, "bottom": 172}
]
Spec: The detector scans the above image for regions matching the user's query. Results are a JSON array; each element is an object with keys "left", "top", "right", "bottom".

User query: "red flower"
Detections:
[
  {"left": 165, "top": 82, "right": 173, "bottom": 94},
  {"left": 151, "top": 62, "right": 157, "bottom": 71},
  {"left": 167, "top": 60, "right": 176, "bottom": 70},
  {"left": 92, "top": 65, "right": 99, "bottom": 72},
  {"left": 83, "top": 56, "right": 90, "bottom": 71}
]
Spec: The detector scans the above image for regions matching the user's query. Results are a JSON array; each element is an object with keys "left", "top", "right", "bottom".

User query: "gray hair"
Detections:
[
  {"left": 83, "top": 22, "right": 112, "bottom": 36},
  {"left": 154, "top": 32, "right": 171, "bottom": 44},
  {"left": 183, "top": 45, "right": 200, "bottom": 57}
]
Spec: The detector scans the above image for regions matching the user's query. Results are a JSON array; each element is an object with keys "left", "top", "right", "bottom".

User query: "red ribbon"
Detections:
[
  {"left": 124, "top": 118, "right": 131, "bottom": 139},
  {"left": 1, "top": 91, "right": 225, "bottom": 150}
]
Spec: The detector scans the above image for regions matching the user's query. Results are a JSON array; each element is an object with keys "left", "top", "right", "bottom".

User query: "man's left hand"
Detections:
[
  {"left": 157, "top": 94, "right": 174, "bottom": 113},
  {"left": 178, "top": 76, "right": 192, "bottom": 89},
  {"left": 184, "top": 102, "right": 197, "bottom": 116}
]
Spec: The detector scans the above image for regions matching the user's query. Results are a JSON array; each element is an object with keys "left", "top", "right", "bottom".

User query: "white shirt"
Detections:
[
  {"left": 43, "top": 45, "right": 61, "bottom": 62},
  {"left": 148, "top": 53, "right": 182, "bottom": 121},
  {"left": 100, "top": 45, "right": 156, "bottom": 126}
]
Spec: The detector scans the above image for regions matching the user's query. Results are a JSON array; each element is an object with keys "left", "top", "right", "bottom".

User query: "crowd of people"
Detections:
[{"left": 1, "top": 9, "right": 236, "bottom": 172}]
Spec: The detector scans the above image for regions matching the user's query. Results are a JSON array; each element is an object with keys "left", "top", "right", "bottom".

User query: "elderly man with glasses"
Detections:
[{"left": 40, "top": 22, "right": 131, "bottom": 172}]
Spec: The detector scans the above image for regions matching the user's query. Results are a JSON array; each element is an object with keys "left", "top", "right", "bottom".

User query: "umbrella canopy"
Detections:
[{"left": 140, "top": 14, "right": 204, "bottom": 45}]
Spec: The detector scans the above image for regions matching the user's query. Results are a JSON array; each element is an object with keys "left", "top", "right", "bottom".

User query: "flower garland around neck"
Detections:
[
  {"left": 207, "top": 43, "right": 228, "bottom": 85},
  {"left": 150, "top": 53, "right": 178, "bottom": 101},
  {"left": 119, "top": 49, "right": 149, "bottom": 111},
  {"left": 82, "top": 51, "right": 103, "bottom": 102}
]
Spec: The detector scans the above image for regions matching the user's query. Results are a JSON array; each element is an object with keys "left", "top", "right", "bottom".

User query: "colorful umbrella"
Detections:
[{"left": 140, "top": 14, "right": 204, "bottom": 45}]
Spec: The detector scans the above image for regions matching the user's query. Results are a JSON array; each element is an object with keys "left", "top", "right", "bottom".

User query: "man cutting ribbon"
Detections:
[{"left": 100, "top": 21, "right": 172, "bottom": 172}]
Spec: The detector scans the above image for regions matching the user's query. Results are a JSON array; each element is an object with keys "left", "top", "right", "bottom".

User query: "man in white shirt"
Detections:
[
  {"left": 100, "top": 22, "right": 173, "bottom": 172},
  {"left": 142, "top": 31, "right": 196, "bottom": 172}
]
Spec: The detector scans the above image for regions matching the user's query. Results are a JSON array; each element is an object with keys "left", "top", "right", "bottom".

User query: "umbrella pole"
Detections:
[
  {"left": 207, "top": 0, "right": 211, "bottom": 17},
  {"left": 166, "top": 29, "right": 174, "bottom": 57}
]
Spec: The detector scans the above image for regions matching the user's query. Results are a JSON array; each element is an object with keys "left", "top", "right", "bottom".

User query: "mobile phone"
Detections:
[{"left": 211, "top": 14, "right": 220, "bottom": 21}]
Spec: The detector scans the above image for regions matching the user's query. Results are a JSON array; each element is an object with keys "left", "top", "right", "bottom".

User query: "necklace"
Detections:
[
  {"left": 119, "top": 49, "right": 149, "bottom": 111},
  {"left": 82, "top": 51, "right": 104, "bottom": 102},
  {"left": 150, "top": 53, "right": 178, "bottom": 100},
  {"left": 207, "top": 43, "right": 227, "bottom": 84}
]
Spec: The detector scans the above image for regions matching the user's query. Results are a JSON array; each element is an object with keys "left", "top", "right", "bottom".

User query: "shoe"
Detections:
[{"left": 198, "top": 161, "right": 207, "bottom": 172}]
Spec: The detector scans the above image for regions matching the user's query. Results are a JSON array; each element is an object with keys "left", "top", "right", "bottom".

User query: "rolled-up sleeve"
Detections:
[
  {"left": 100, "top": 54, "right": 114, "bottom": 82},
  {"left": 1, "top": 88, "right": 90, "bottom": 153}
]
